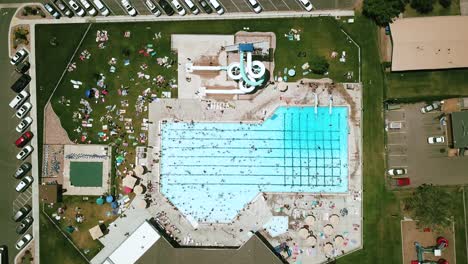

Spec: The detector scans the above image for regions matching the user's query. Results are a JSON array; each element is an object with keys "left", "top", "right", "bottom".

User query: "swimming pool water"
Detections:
[{"left": 160, "top": 106, "right": 349, "bottom": 223}]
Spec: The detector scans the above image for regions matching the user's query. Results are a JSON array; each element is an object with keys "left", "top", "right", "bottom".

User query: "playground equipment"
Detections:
[
  {"left": 186, "top": 43, "right": 266, "bottom": 95},
  {"left": 411, "top": 237, "right": 449, "bottom": 264}
]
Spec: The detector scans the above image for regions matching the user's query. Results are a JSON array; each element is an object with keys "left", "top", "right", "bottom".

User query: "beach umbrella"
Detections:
[
  {"left": 324, "top": 224, "right": 334, "bottom": 236},
  {"left": 305, "top": 235, "right": 317, "bottom": 246},
  {"left": 111, "top": 201, "right": 118, "bottom": 209},
  {"left": 106, "top": 195, "right": 114, "bottom": 203},
  {"left": 124, "top": 186, "right": 132, "bottom": 194},
  {"left": 323, "top": 243, "right": 334, "bottom": 255},
  {"left": 334, "top": 235, "right": 344, "bottom": 247},
  {"left": 134, "top": 165, "right": 145, "bottom": 177},
  {"left": 330, "top": 214, "right": 340, "bottom": 226},
  {"left": 298, "top": 228, "right": 309, "bottom": 240},
  {"left": 288, "top": 69, "right": 296, "bottom": 77},
  {"left": 85, "top": 90, "right": 92, "bottom": 98},
  {"left": 96, "top": 197, "right": 104, "bottom": 205},
  {"left": 134, "top": 185, "right": 143, "bottom": 195},
  {"left": 304, "top": 215, "right": 315, "bottom": 226}
]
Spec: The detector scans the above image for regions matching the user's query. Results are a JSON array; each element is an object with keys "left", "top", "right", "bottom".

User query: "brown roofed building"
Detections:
[{"left": 39, "top": 184, "right": 60, "bottom": 203}]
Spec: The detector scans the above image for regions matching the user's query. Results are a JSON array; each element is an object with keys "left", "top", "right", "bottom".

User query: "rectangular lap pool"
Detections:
[{"left": 160, "top": 106, "right": 349, "bottom": 223}]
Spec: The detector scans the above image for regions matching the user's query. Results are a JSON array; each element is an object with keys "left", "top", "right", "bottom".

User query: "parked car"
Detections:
[
  {"left": 15, "top": 234, "right": 32, "bottom": 250},
  {"left": 16, "top": 176, "right": 34, "bottom": 192},
  {"left": 427, "top": 136, "right": 445, "bottom": 144},
  {"left": 10, "top": 48, "right": 28, "bottom": 66},
  {"left": 420, "top": 101, "right": 441, "bottom": 113},
  {"left": 198, "top": 0, "right": 212, "bottom": 13},
  {"left": 93, "top": 0, "right": 110, "bottom": 16},
  {"left": 183, "top": 0, "right": 200, "bottom": 14},
  {"left": 159, "top": 0, "right": 175, "bottom": 15},
  {"left": 10, "top": 74, "right": 31, "bottom": 93},
  {"left": 247, "top": 0, "right": 261, "bottom": 13},
  {"left": 393, "top": 177, "right": 410, "bottom": 187},
  {"left": 15, "top": 61, "right": 31, "bottom": 74},
  {"left": 171, "top": 0, "right": 186, "bottom": 15},
  {"left": 54, "top": 0, "right": 74, "bottom": 17},
  {"left": 145, "top": 0, "right": 161, "bottom": 16},
  {"left": 16, "top": 146, "right": 34, "bottom": 161},
  {"left": 69, "top": 0, "right": 86, "bottom": 16},
  {"left": 0, "top": 245, "right": 8, "bottom": 263},
  {"left": 208, "top": 0, "right": 223, "bottom": 14},
  {"left": 15, "top": 132, "right": 34, "bottom": 148},
  {"left": 16, "top": 102, "right": 32, "bottom": 119},
  {"left": 12, "top": 205, "right": 32, "bottom": 222},
  {"left": 16, "top": 117, "right": 33, "bottom": 133},
  {"left": 16, "top": 217, "right": 34, "bottom": 235},
  {"left": 121, "top": 0, "right": 137, "bottom": 16},
  {"left": 44, "top": 3, "right": 62, "bottom": 18},
  {"left": 14, "top": 162, "right": 32, "bottom": 179},
  {"left": 9, "top": 91, "right": 30, "bottom": 109},
  {"left": 387, "top": 168, "right": 407, "bottom": 176},
  {"left": 297, "top": 0, "right": 312, "bottom": 11},
  {"left": 80, "top": 0, "right": 97, "bottom": 15}
]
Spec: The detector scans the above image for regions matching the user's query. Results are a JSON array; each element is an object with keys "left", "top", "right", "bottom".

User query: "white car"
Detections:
[
  {"left": 16, "top": 176, "right": 34, "bottom": 192},
  {"left": 80, "top": 0, "right": 97, "bottom": 15},
  {"left": 93, "top": 0, "right": 110, "bottom": 16},
  {"left": 15, "top": 234, "right": 33, "bottom": 250},
  {"left": 9, "top": 91, "right": 30, "bottom": 109},
  {"left": 16, "top": 117, "right": 33, "bottom": 133},
  {"left": 16, "top": 102, "right": 32, "bottom": 119},
  {"left": 183, "top": 0, "right": 199, "bottom": 14},
  {"left": 420, "top": 101, "right": 441, "bottom": 113},
  {"left": 121, "top": 0, "right": 137, "bottom": 16},
  {"left": 247, "top": 0, "right": 262, "bottom": 13},
  {"left": 171, "top": 0, "right": 186, "bottom": 15},
  {"left": 145, "top": 0, "right": 162, "bottom": 16},
  {"left": 16, "top": 146, "right": 34, "bottom": 161},
  {"left": 69, "top": 0, "right": 86, "bottom": 16},
  {"left": 427, "top": 136, "right": 445, "bottom": 144},
  {"left": 298, "top": 0, "right": 313, "bottom": 11},
  {"left": 387, "top": 168, "right": 407, "bottom": 176},
  {"left": 208, "top": 0, "right": 223, "bottom": 14},
  {"left": 10, "top": 48, "right": 28, "bottom": 65}
]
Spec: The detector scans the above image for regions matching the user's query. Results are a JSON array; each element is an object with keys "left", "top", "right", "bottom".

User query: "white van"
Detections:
[
  {"left": 208, "top": 0, "right": 223, "bottom": 14},
  {"left": 93, "top": 0, "right": 110, "bottom": 16},
  {"left": 9, "top": 91, "right": 30, "bottom": 109},
  {"left": 247, "top": 0, "right": 262, "bottom": 13},
  {"left": 184, "top": 0, "right": 200, "bottom": 14},
  {"left": 171, "top": 0, "right": 186, "bottom": 15}
]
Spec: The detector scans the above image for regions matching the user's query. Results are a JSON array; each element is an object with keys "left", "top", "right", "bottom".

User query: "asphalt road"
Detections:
[{"left": 0, "top": 8, "right": 34, "bottom": 264}]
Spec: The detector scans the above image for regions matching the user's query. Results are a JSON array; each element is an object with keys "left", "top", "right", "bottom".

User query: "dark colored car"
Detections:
[
  {"left": 43, "top": 2, "right": 62, "bottom": 19},
  {"left": 10, "top": 74, "right": 31, "bottom": 93},
  {"left": 159, "top": 0, "right": 175, "bottom": 15},
  {"left": 15, "top": 61, "right": 30, "bottom": 74},
  {"left": 198, "top": 0, "right": 212, "bottom": 13},
  {"left": 12, "top": 205, "right": 32, "bottom": 222},
  {"left": 14, "top": 162, "right": 32, "bottom": 179},
  {"left": 15, "top": 131, "right": 34, "bottom": 148},
  {"left": 16, "top": 216, "right": 34, "bottom": 234},
  {"left": 0, "top": 245, "right": 8, "bottom": 264}
]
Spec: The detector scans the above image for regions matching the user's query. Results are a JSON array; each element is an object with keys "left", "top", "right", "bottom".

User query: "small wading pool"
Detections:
[{"left": 160, "top": 106, "right": 349, "bottom": 222}]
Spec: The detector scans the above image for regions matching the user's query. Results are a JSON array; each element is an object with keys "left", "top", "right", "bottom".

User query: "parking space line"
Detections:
[
  {"left": 279, "top": 0, "right": 290, "bottom": 10},
  {"left": 387, "top": 131, "right": 406, "bottom": 134},
  {"left": 241, "top": 0, "right": 255, "bottom": 12},
  {"left": 112, "top": 0, "right": 128, "bottom": 13},
  {"left": 263, "top": 0, "right": 278, "bottom": 10},
  {"left": 105, "top": 2, "right": 116, "bottom": 15},
  {"left": 387, "top": 143, "right": 405, "bottom": 146},
  {"left": 388, "top": 154, "right": 407, "bottom": 157},
  {"left": 226, "top": 0, "right": 241, "bottom": 12}
]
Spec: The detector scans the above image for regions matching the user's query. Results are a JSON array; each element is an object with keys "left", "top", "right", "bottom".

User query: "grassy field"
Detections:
[
  {"left": 386, "top": 69, "right": 468, "bottom": 100},
  {"left": 403, "top": 0, "right": 461, "bottom": 17}
]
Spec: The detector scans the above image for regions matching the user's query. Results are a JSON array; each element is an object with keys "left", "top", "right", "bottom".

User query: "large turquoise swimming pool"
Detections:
[{"left": 160, "top": 106, "right": 349, "bottom": 223}]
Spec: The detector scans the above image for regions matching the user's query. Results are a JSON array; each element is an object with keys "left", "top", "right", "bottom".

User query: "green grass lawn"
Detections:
[{"left": 403, "top": 0, "right": 461, "bottom": 17}]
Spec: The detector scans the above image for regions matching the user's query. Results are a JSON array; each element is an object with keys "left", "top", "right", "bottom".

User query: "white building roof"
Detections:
[{"left": 105, "top": 221, "right": 160, "bottom": 264}]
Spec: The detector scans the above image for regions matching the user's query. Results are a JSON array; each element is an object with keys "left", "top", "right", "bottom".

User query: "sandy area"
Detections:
[
  {"left": 44, "top": 103, "right": 74, "bottom": 145},
  {"left": 401, "top": 220, "right": 455, "bottom": 264}
]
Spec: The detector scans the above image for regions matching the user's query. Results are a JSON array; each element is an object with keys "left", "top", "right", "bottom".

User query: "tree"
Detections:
[
  {"left": 310, "top": 56, "right": 329, "bottom": 75},
  {"left": 363, "top": 0, "right": 406, "bottom": 26},
  {"left": 410, "top": 0, "right": 435, "bottom": 13},
  {"left": 404, "top": 184, "right": 454, "bottom": 229},
  {"left": 439, "top": 0, "right": 451, "bottom": 8}
]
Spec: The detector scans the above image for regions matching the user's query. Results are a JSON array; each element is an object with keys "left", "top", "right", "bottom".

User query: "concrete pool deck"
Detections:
[{"left": 137, "top": 79, "right": 362, "bottom": 263}]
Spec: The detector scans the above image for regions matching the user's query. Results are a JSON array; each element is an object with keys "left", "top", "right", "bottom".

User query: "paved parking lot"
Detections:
[{"left": 385, "top": 103, "right": 468, "bottom": 187}]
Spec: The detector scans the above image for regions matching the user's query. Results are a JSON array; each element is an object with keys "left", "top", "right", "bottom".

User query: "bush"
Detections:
[
  {"left": 310, "top": 56, "right": 329, "bottom": 75},
  {"left": 439, "top": 0, "right": 451, "bottom": 8},
  {"left": 410, "top": 0, "right": 435, "bottom": 13},
  {"left": 363, "top": 0, "right": 406, "bottom": 26}
]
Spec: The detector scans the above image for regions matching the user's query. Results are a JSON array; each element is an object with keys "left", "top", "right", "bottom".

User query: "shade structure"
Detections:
[
  {"left": 123, "top": 186, "right": 132, "bottom": 194},
  {"left": 288, "top": 69, "right": 296, "bottom": 77},
  {"left": 111, "top": 201, "right": 118, "bottom": 209},
  {"left": 106, "top": 195, "right": 114, "bottom": 203},
  {"left": 135, "top": 198, "right": 147, "bottom": 209},
  {"left": 323, "top": 224, "right": 334, "bottom": 236},
  {"left": 134, "top": 185, "right": 143, "bottom": 195},
  {"left": 298, "top": 228, "right": 309, "bottom": 240},
  {"left": 305, "top": 235, "right": 317, "bottom": 246},
  {"left": 334, "top": 235, "right": 344, "bottom": 247},
  {"left": 323, "top": 243, "right": 334, "bottom": 254},
  {"left": 96, "top": 197, "right": 104, "bottom": 205},
  {"left": 89, "top": 225, "right": 104, "bottom": 240},
  {"left": 329, "top": 214, "right": 340, "bottom": 226},
  {"left": 134, "top": 165, "right": 145, "bottom": 177},
  {"left": 304, "top": 215, "right": 315, "bottom": 226},
  {"left": 122, "top": 176, "right": 138, "bottom": 189}
]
